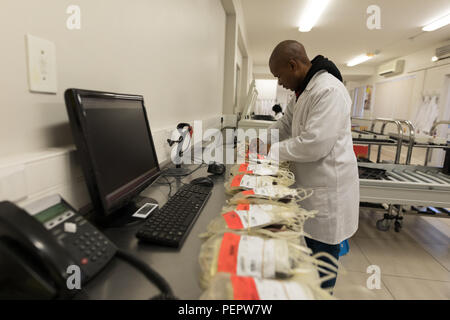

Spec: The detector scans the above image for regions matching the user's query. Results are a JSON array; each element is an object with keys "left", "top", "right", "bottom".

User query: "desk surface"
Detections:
[{"left": 78, "top": 165, "right": 227, "bottom": 300}]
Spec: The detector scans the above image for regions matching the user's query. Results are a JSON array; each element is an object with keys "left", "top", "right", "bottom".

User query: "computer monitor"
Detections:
[{"left": 64, "top": 89, "right": 160, "bottom": 224}]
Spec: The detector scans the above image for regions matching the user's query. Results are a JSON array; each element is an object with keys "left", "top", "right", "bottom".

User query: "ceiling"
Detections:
[{"left": 241, "top": 0, "right": 450, "bottom": 75}]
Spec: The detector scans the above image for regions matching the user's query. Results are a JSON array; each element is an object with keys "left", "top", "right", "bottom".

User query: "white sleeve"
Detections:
[
  {"left": 268, "top": 97, "right": 295, "bottom": 144},
  {"left": 269, "top": 86, "right": 349, "bottom": 162}
]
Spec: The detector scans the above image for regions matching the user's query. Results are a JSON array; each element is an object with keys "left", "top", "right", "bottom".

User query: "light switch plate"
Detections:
[{"left": 25, "top": 34, "right": 57, "bottom": 93}]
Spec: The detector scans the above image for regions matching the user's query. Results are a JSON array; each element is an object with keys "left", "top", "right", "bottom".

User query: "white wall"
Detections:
[
  {"left": 221, "top": 0, "right": 253, "bottom": 115},
  {"left": 253, "top": 79, "right": 277, "bottom": 115},
  {"left": 366, "top": 40, "right": 450, "bottom": 122},
  {"left": 349, "top": 40, "right": 450, "bottom": 166},
  {"left": 372, "top": 76, "right": 417, "bottom": 120},
  {"left": 0, "top": 0, "right": 226, "bottom": 158},
  {"left": 276, "top": 85, "right": 293, "bottom": 110},
  {"left": 255, "top": 80, "right": 277, "bottom": 100},
  {"left": 235, "top": 44, "right": 243, "bottom": 109},
  {"left": 0, "top": 0, "right": 227, "bottom": 207}
]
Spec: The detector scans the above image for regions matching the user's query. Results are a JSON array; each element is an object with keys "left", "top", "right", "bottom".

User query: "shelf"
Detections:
[
  {"left": 353, "top": 140, "right": 398, "bottom": 146},
  {"left": 407, "top": 143, "right": 450, "bottom": 149}
]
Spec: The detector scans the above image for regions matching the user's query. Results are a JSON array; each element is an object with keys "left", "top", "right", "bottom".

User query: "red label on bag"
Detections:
[
  {"left": 231, "top": 275, "right": 260, "bottom": 300},
  {"left": 257, "top": 154, "right": 266, "bottom": 160},
  {"left": 217, "top": 233, "right": 241, "bottom": 274},
  {"left": 238, "top": 163, "right": 253, "bottom": 174},
  {"left": 239, "top": 164, "right": 249, "bottom": 172},
  {"left": 236, "top": 204, "right": 250, "bottom": 211},
  {"left": 231, "top": 175, "right": 244, "bottom": 187},
  {"left": 242, "top": 190, "right": 255, "bottom": 195},
  {"left": 222, "top": 211, "right": 244, "bottom": 230}
]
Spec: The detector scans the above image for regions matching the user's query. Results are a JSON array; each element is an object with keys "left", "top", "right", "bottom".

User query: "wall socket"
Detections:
[{"left": 25, "top": 34, "right": 57, "bottom": 93}]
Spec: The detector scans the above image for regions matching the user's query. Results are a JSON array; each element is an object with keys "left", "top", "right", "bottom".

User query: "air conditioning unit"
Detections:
[
  {"left": 435, "top": 44, "right": 450, "bottom": 61},
  {"left": 378, "top": 60, "right": 405, "bottom": 76}
]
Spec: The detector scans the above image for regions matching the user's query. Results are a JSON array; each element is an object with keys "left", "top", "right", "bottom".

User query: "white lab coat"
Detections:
[
  {"left": 274, "top": 113, "right": 283, "bottom": 120},
  {"left": 268, "top": 70, "right": 359, "bottom": 244}
]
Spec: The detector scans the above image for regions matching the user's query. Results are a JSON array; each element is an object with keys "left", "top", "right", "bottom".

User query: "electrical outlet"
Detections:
[{"left": 26, "top": 34, "right": 57, "bottom": 93}]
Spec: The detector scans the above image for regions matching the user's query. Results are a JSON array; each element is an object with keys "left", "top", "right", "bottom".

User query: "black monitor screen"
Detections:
[{"left": 65, "top": 90, "right": 160, "bottom": 215}]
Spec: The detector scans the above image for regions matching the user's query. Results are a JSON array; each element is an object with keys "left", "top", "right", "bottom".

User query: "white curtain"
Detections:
[
  {"left": 351, "top": 86, "right": 366, "bottom": 117},
  {"left": 412, "top": 95, "right": 439, "bottom": 134},
  {"left": 255, "top": 99, "right": 277, "bottom": 115}
]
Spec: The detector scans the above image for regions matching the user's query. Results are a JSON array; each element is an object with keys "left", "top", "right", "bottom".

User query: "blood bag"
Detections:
[
  {"left": 198, "top": 232, "right": 336, "bottom": 289},
  {"left": 200, "top": 273, "right": 335, "bottom": 300}
]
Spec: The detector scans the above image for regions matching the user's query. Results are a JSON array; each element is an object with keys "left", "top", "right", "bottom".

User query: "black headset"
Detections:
[{"left": 167, "top": 123, "right": 193, "bottom": 147}]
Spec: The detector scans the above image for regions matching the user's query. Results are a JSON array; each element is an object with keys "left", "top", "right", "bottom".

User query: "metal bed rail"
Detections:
[
  {"left": 359, "top": 164, "right": 450, "bottom": 208},
  {"left": 352, "top": 117, "right": 403, "bottom": 163},
  {"left": 424, "top": 120, "right": 450, "bottom": 166},
  {"left": 352, "top": 119, "right": 450, "bottom": 231},
  {"left": 359, "top": 163, "right": 450, "bottom": 231},
  {"left": 352, "top": 118, "right": 449, "bottom": 165}
]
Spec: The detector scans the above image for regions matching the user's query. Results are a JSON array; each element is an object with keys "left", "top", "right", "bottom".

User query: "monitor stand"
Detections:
[
  {"left": 164, "top": 165, "right": 190, "bottom": 177},
  {"left": 93, "top": 196, "right": 159, "bottom": 228}
]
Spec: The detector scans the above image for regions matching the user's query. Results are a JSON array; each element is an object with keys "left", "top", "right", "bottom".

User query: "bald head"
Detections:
[
  {"left": 269, "top": 40, "right": 310, "bottom": 67},
  {"left": 269, "top": 40, "right": 312, "bottom": 92}
]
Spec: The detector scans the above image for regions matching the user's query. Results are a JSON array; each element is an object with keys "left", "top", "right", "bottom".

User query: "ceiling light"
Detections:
[
  {"left": 347, "top": 54, "right": 374, "bottom": 67},
  {"left": 298, "top": 0, "right": 331, "bottom": 32},
  {"left": 431, "top": 56, "right": 438, "bottom": 62},
  {"left": 422, "top": 13, "right": 450, "bottom": 32}
]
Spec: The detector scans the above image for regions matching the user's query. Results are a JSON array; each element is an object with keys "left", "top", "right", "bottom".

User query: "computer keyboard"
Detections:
[{"left": 135, "top": 183, "right": 212, "bottom": 248}]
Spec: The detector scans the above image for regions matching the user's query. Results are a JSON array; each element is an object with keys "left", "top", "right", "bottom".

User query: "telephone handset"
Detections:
[{"left": 0, "top": 195, "right": 117, "bottom": 299}]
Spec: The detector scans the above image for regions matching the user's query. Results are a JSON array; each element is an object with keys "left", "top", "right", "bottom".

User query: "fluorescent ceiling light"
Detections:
[
  {"left": 422, "top": 13, "right": 450, "bottom": 31},
  {"left": 347, "top": 54, "right": 374, "bottom": 67},
  {"left": 298, "top": 0, "right": 331, "bottom": 32}
]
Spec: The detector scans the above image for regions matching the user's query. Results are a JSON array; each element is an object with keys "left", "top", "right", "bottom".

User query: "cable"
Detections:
[
  {"left": 115, "top": 249, "right": 177, "bottom": 300},
  {"left": 153, "top": 169, "right": 175, "bottom": 197},
  {"left": 180, "top": 134, "right": 192, "bottom": 155},
  {"left": 160, "top": 175, "right": 173, "bottom": 197},
  {"left": 156, "top": 173, "right": 191, "bottom": 195},
  {"left": 162, "top": 163, "right": 207, "bottom": 178},
  {"left": 184, "top": 163, "right": 207, "bottom": 176}
]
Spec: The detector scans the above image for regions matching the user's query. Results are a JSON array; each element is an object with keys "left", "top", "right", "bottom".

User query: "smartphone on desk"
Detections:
[{"left": 0, "top": 194, "right": 117, "bottom": 299}]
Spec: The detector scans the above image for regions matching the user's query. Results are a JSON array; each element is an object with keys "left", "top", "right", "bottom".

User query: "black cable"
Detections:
[
  {"left": 153, "top": 169, "right": 174, "bottom": 197},
  {"left": 161, "top": 175, "right": 173, "bottom": 197},
  {"left": 162, "top": 163, "right": 206, "bottom": 178},
  {"left": 184, "top": 163, "right": 207, "bottom": 176},
  {"left": 180, "top": 134, "right": 192, "bottom": 155},
  {"left": 115, "top": 249, "right": 177, "bottom": 300}
]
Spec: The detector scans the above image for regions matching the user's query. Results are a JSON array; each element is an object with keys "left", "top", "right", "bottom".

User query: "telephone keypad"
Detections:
[
  {"left": 70, "top": 227, "right": 113, "bottom": 265},
  {"left": 21, "top": 195, "right": 117, "bottom": 285},
  {"left": 55, "top": 212, "right": 116, "bottom": 282}
]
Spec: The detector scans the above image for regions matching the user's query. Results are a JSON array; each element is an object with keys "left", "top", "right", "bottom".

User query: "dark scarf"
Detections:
[{"left": 295, "top": 55, "right": 343, "bottom": 101}]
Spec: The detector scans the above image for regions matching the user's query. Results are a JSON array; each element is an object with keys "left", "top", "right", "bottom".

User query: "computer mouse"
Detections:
[
  {"left": 207, "top": 162, "right": 226, "bottom": 175},
  {"left": 190, "top": 177, "right": 214, "bottom": 187}
]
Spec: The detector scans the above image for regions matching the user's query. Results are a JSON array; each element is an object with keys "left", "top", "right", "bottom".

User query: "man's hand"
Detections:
[{"left": 249, "top": 138, "right": 271, "bottom": 155}]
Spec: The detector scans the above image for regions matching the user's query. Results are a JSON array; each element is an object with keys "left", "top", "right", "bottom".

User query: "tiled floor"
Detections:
[{"left": 333, "top": 208, "right": 450, "bottom": 300}]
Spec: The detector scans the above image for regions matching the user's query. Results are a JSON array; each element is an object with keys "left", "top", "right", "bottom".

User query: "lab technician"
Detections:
[
  {"left": 265, "top": 40, "right": 359, "bottom": 289},
  {"left": 272, "top": 104, "right": 284, "bottom": 120}
]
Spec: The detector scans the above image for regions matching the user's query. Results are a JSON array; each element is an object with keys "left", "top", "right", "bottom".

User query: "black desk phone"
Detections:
[{"left": 0, "top": 195, "right": 117, "bottom": 299}]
